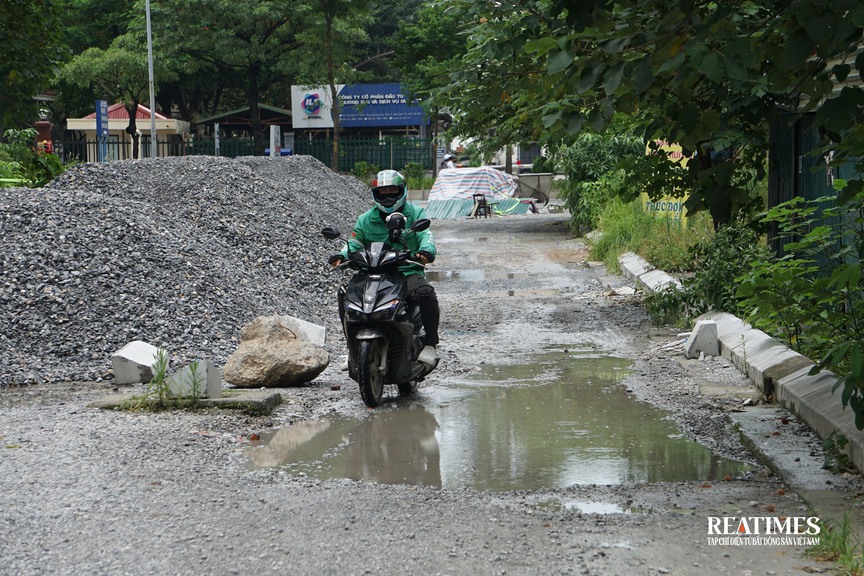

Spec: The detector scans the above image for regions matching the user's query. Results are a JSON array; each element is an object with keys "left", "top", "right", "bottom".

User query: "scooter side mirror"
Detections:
[
  {"left": 321, "top": 227, "right": 341, "bottom": 240},
  {"left": 411, "top": 218, "right": 431, "bottom": 233}
]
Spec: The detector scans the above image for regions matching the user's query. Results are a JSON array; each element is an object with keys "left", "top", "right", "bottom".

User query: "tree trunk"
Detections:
[
  {"left": 325, "top": 12, "right": 340, "bottom": 173},
  {"left": 248, "top": 64, "right": 265, "bottom": 156},
  {"left": 124, "top": 100, "right": 140, "bottom": 160}
]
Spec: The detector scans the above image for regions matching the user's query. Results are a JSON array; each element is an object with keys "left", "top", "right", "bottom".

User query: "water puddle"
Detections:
[
  {"left": 537, "top": 499, "right": 632, "bottom": 515},
  {"left": 247, "top": 349, "right": 750, "bottom": 490},
  {"left": 426, "top": 270, "right": 527, "bottom": 282}
]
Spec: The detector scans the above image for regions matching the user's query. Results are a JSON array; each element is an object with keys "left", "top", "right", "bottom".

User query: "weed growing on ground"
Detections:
[
  {"left": 806, "top": 515, "right": 864, "bottom": 575},
  {"left": 823, "top": 430, "right": 854, "bottom": 473},
  {"left": 120, "top": 348, "right": 203, "bottom": 411}
]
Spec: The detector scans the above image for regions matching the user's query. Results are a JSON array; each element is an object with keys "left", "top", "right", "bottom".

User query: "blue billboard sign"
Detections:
[{"left": 338, "top": 83, "right": 428, "bottom": 128}]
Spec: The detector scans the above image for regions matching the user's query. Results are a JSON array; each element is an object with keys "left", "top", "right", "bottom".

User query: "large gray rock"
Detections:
[{"left": 223, "top": 315, "right": 329, "bottom": 388}]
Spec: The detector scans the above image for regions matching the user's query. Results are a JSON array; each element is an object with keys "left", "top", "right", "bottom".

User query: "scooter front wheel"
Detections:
[{"left": 357, "top": 339, "right": 387, "bottom": 407}]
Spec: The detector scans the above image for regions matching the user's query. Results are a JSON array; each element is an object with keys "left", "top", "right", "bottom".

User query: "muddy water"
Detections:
[{"left": 247, "top": 347, "right": 749, "bottom": 490}]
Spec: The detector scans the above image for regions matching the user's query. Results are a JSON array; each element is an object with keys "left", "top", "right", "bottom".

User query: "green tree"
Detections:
[
  {"left": 355, "top": 0, "right": 423, "bottom": 80},
  {"left": 59, "top": 33, "right": 175, "bottom": 159},
  {"left": 391, "top": 3, "right": 466, "bottom": 168},
  {"left": 0, "top": 0, "right": 63, "bottom": 136},
  {"left": 151, "top": 0, "right": 311, "bottom": 155},
  {"left": 437, "top": 0, "right": 864, "bottom": 229},
  {"left": 433, "top": 4, "right": 552, "bottom": 172},
  {"left": 298, "top": 0, "right": 372, "bottom": 172},
  {"left": 60, "top": 0, "right": 136, "bottom": 53}
]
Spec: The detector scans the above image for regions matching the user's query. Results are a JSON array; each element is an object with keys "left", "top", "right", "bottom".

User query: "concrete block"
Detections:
[
  {"left": 618, "top": 252, "right": 653, "bottom": 283},
  {"left": 726, "top": 329, "right": 781, "bottom": 372},
  {"left": 775, "top": 368, "right": 836, "bottom": 418},
  {"left": 777, "top": 367, "right": 864, "bottom": 472},
  {"left": 684, "top": 320, "right": 718, "bottom": 359},
  {"left": 638, "top": 270, "right": 682, "bottom": 293},
  {"left": 759, "top": 353, "right": 814, "bottom": 396},
  {"left": 699, "top": 311, "right": 751, "bottom": 360},
  {"left": 279, "top": 315, "right": 326, "bottom": 347},
  {"left": 168, "top": 359, "right": 222, "bottom": 399},
  {"left": 112, "top": 341, "right": 163, "bottom": 385}
]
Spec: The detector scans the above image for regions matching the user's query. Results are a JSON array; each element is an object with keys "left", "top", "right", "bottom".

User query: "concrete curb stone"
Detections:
[{"left": 618, "top": 251, "right": 864, "bottom": 482}]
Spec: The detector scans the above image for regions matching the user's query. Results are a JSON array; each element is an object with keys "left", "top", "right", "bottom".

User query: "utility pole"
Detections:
[{"left": 146, "top": 0, "right": 157, "bottom": 158}]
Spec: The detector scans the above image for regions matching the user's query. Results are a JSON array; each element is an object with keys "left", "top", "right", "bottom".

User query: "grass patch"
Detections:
[
  {"left": 118, "top": 349, "right": 204, "bottom": 411},
  {"left": 806, "top": 515, "right": 864, "bottom": 574},
  {"left": 588, "top": 197, "right": 712, "bottom": 273}
]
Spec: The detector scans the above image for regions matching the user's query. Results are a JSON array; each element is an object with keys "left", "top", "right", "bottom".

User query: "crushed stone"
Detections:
[{"left": 0, "top": 155, "right": 370, "bottom": 386}]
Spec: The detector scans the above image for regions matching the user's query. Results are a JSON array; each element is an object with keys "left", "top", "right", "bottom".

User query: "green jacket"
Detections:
[{"left": 341, "top": 203, "right": 436, "bottom": 277}]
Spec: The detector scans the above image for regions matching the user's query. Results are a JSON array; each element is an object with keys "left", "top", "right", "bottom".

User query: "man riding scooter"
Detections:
[{"left": 329, "top": 169, "right": 440, "bottom": 366}]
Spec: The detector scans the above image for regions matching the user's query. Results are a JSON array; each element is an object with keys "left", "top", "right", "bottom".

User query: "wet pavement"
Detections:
[{"left": 248, "top": 216, "right": 751, "bottom": 489}]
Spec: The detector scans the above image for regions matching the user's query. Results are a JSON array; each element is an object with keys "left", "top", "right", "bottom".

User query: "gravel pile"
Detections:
[{"left": 0, "top": 155, "right": 370, "bottom": 386}]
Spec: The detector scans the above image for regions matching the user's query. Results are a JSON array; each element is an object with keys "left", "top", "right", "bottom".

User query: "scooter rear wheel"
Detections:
[{"left": 357, "top": 339, "right": 386, "bottom": 407}]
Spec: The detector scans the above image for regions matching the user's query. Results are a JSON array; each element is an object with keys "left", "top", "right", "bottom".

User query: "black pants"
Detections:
[{"left": 406, "top": 274, "right": 440, "bottom": 347}]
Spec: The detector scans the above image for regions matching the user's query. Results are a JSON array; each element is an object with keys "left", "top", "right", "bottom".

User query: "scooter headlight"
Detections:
[{"left": 369, "top": 299, "right": 402, "bottom": 321}]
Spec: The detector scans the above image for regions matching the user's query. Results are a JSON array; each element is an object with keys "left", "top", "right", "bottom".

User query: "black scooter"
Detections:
[{"left": 322, "top": 214, "right": 438, "bottom": 407}]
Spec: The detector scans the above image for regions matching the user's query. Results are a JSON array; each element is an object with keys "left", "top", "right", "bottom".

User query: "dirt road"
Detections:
[{"left": 1, "top": 211, "right": 857, "bottom": 575}]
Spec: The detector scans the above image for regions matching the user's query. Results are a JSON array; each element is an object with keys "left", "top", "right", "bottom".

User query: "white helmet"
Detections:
[{"left": 371, "top": 169, "right": 408, "bottom": 214}]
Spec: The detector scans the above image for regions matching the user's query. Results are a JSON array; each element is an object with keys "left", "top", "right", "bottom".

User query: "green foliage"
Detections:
[
  {"left": 0, "top": 128, "right": 65, "bottom": 187},
  {"left": 641, "top": 215, "right": 710, "bottom": 273},
  {"left": 401, "top": 162, "right": 432, "bottom": 191},
  {"left": 392, "top": 2, "right": 466, "bottom": 101},
  {"left": 555, "top": 131, "right": 644, "bottom": 235},
  {"left": 564, "top": 173, "right": 617, "bottom": 236},
  {"left": 122, "top": 347, "right": 172, "bottom": 410},
  {"left": 645, "top": 222, "right": 770, "bottom": 327},
  {"left": 588, "top": 198, "right": 659, "bottom": 271},
  {"left": 823, "top": 430, "right": 853, "bottom": 474},
  {"left": 436, "top": 0, "right": 864, "bottom": 229},
  {"left": 0, "top": 0, "right": 62, "bottom": 134},
  {"left": 735, "top": 188, "right": 864, "bottom": 429},
  {"left": 122, "top": 349, "right": 204, "bottom": 411},
  {"left": 644, "top": 285, "right": 693, "bottom": 328},
  {"left": 805, "top": 514, "right": 864, "bottom": 574},
  {"left": 352, "top": 160, "right": 379, "bottom": 180},
  {"left": 530, "top": 156, "right": 553, "bottom": 173},
  {"left": 401, "top": 161, "right": 424, "bottom": 183}
]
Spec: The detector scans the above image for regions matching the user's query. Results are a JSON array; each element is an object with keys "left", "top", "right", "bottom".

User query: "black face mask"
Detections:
[{"left": 374, "top": 191, "right": 401, "bottom": 207}]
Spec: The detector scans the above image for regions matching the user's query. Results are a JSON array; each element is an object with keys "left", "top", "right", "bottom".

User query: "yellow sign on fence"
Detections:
[{"left": 642, "top": 140, "right": 690, "bottom": 227}]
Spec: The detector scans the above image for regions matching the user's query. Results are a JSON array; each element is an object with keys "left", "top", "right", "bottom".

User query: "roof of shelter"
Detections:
[
  {"left": 196, "top": 104, "right": 293, "bottom": 128},
  {"left": 83, "top": 103, "right": 169, "bottom": 120}
]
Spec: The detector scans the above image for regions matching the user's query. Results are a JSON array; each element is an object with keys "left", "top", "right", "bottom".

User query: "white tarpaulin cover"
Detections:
[
  {"left": 425, "top": 167, "right": 524, "bottom": 219},
  {"left": 428, "top": 167, "right": 518, "bottom": 201}
]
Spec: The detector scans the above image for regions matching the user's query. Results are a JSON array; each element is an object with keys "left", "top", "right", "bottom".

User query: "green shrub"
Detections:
[
  {"left": 352, "top": 160, "right": 379, "bottom": 180},
  {"left": 734, "top": 188, "right": 864, "bottom": 429},
  {"left": 530, "top": 155, "right": 554, "bottom": 173},
  {"left": 644, "top": 221, "right": 770, "bottom": 327},
  {"left": 401, "top": 162, "right": 424, "bottom": 182},
  {"left": 566, "top": 170, "right": 627, "bottom": 236},
  {"left": 0, "top": 128, "right": 65, "bottom": 187},
  {"left": 556, "top": 131, "right": 644, "bottom": 235},
  {"left": 401, "top": 161, "right": 431, "bottom": 191},
  {"left": 588, "top": 197, "right": 657, "bottom": 271}
]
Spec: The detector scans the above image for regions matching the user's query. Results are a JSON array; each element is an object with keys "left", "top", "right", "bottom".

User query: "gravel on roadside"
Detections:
[{"left": 1, "top": 156, "right": 368, "bottom": 387}]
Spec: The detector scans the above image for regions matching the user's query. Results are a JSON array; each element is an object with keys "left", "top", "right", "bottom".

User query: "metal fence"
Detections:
[
  {"left": 54, "top": 136, "right": 432, "bottom": 171},
  {"left": 294, "top": 137, "right": 434, "bottom": 171},
  {"left": 56, "top": 138, "right": 256, "bottom": 164}
]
